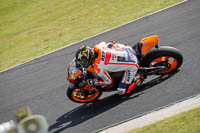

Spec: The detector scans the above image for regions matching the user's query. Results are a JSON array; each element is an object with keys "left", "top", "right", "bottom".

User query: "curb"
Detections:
[{"left": 96, "top": 94, "right": 200, "bottom": 133}]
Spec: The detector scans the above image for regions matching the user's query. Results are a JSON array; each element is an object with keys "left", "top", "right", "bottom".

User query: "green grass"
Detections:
[
  {"left": 127, "top": 107, "right": 200, "bottom": 133},
  {"left": 0, "top": 0, "right": 183, "bottom": 71}
]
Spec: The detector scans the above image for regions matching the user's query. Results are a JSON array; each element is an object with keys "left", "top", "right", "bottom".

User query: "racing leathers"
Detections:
[{"left": 93, "top": 41, "right": 139, "bottom": 95}]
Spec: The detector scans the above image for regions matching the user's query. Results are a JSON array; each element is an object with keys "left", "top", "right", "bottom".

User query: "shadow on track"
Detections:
[
  {"left": 130, "top": 70, "right": 180, "bottom": 95},
  {"left": 48, "top": 94, "right": 131, "bottom": 133},
  {"left": 49, "top": 71, "right": 179, "bottom": 133}
]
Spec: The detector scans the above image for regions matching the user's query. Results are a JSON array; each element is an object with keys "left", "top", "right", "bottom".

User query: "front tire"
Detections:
[
  {"left": 67, "top": 87, "right": 102, "bottom": 103},
  {"left": 141, "top": 46, "right": 183, "bottom": 74}
]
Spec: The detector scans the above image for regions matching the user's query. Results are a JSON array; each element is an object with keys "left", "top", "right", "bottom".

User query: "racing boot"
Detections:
[{"left": 117, "top": 83, "right": 129, "bottom": 95}]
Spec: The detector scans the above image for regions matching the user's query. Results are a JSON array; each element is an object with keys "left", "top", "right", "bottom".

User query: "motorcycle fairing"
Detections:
[{"left": 140, "top": 35, "right": 159, "bottom": 56}]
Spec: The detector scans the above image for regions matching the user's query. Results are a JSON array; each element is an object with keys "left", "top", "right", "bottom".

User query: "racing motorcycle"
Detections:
[{"left": 66, "top": 35, "right": 183, "bottom": 103}]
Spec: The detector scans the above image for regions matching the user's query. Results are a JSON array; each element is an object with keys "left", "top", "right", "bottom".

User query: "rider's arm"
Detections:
[
  {"left": 93, "top": 64, "right": 112, "bottom": 86},
  {"left": 97, "top": 70, "right": 112, "bottom": 85},
  {"left": 93, "top": 43, "right": 113, "bottom": 86}
]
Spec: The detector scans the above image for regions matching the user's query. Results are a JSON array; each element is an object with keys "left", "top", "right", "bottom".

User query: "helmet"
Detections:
[{"left": 75, "top": 45, "right": 93, "bottom": 67}]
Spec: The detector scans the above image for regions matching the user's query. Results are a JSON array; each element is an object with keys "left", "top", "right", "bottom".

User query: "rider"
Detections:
[{"left": 75, "top": 41, "right": 140, "bottom": 95}]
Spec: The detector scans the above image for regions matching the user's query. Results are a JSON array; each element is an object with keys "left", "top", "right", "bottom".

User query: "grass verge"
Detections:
[
  {"left": 0, "top": 0, "right": 183, "bottom": 71},
  {"left": 127, "top": 107, "right": 200, "bottom": 133}
]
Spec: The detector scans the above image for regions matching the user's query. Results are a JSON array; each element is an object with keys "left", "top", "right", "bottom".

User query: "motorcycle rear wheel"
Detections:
[
  {"left": 141, "top": 46, "right": 183, "bottom": 75},
  {"left": 67, "top": 87, "right": 102, "bottom": 103}
]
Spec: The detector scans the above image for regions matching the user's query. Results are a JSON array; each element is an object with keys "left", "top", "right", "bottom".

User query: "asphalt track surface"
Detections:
[{"left": 0, "top": 0, "right": 200, "bottom": 133}]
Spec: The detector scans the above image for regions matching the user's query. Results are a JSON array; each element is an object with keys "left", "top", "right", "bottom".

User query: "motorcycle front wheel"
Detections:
[{"left": 67, "top": 86, "right": 102, "bottom": 103}]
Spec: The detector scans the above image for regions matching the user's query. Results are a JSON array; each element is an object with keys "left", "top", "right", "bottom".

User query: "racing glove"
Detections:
[{"left": 87, "top": 78, "right": 99, "bottom": 86}]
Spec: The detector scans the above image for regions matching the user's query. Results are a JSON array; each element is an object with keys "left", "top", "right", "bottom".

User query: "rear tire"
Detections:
[{"left": 140, "top": 46, "right": 183, "bottom": 74}]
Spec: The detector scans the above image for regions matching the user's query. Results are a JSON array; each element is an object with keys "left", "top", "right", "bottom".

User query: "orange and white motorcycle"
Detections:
[{"left": 67, "top": 35, "right": 183, "bottom": 103}]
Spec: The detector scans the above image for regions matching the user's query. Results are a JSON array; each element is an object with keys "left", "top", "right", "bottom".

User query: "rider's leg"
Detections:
[{"left": 117, "top": 67, "right": 138, "bottom": 95}]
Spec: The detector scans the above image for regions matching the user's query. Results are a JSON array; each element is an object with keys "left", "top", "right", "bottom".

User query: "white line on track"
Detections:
[{"left": 0, "top": 0, "right": 188, "bottom": 73}]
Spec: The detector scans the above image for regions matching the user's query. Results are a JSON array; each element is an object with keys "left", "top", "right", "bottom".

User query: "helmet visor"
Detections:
[{"left": 77, "top": 57, "right": 88, "bottom": 67}]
